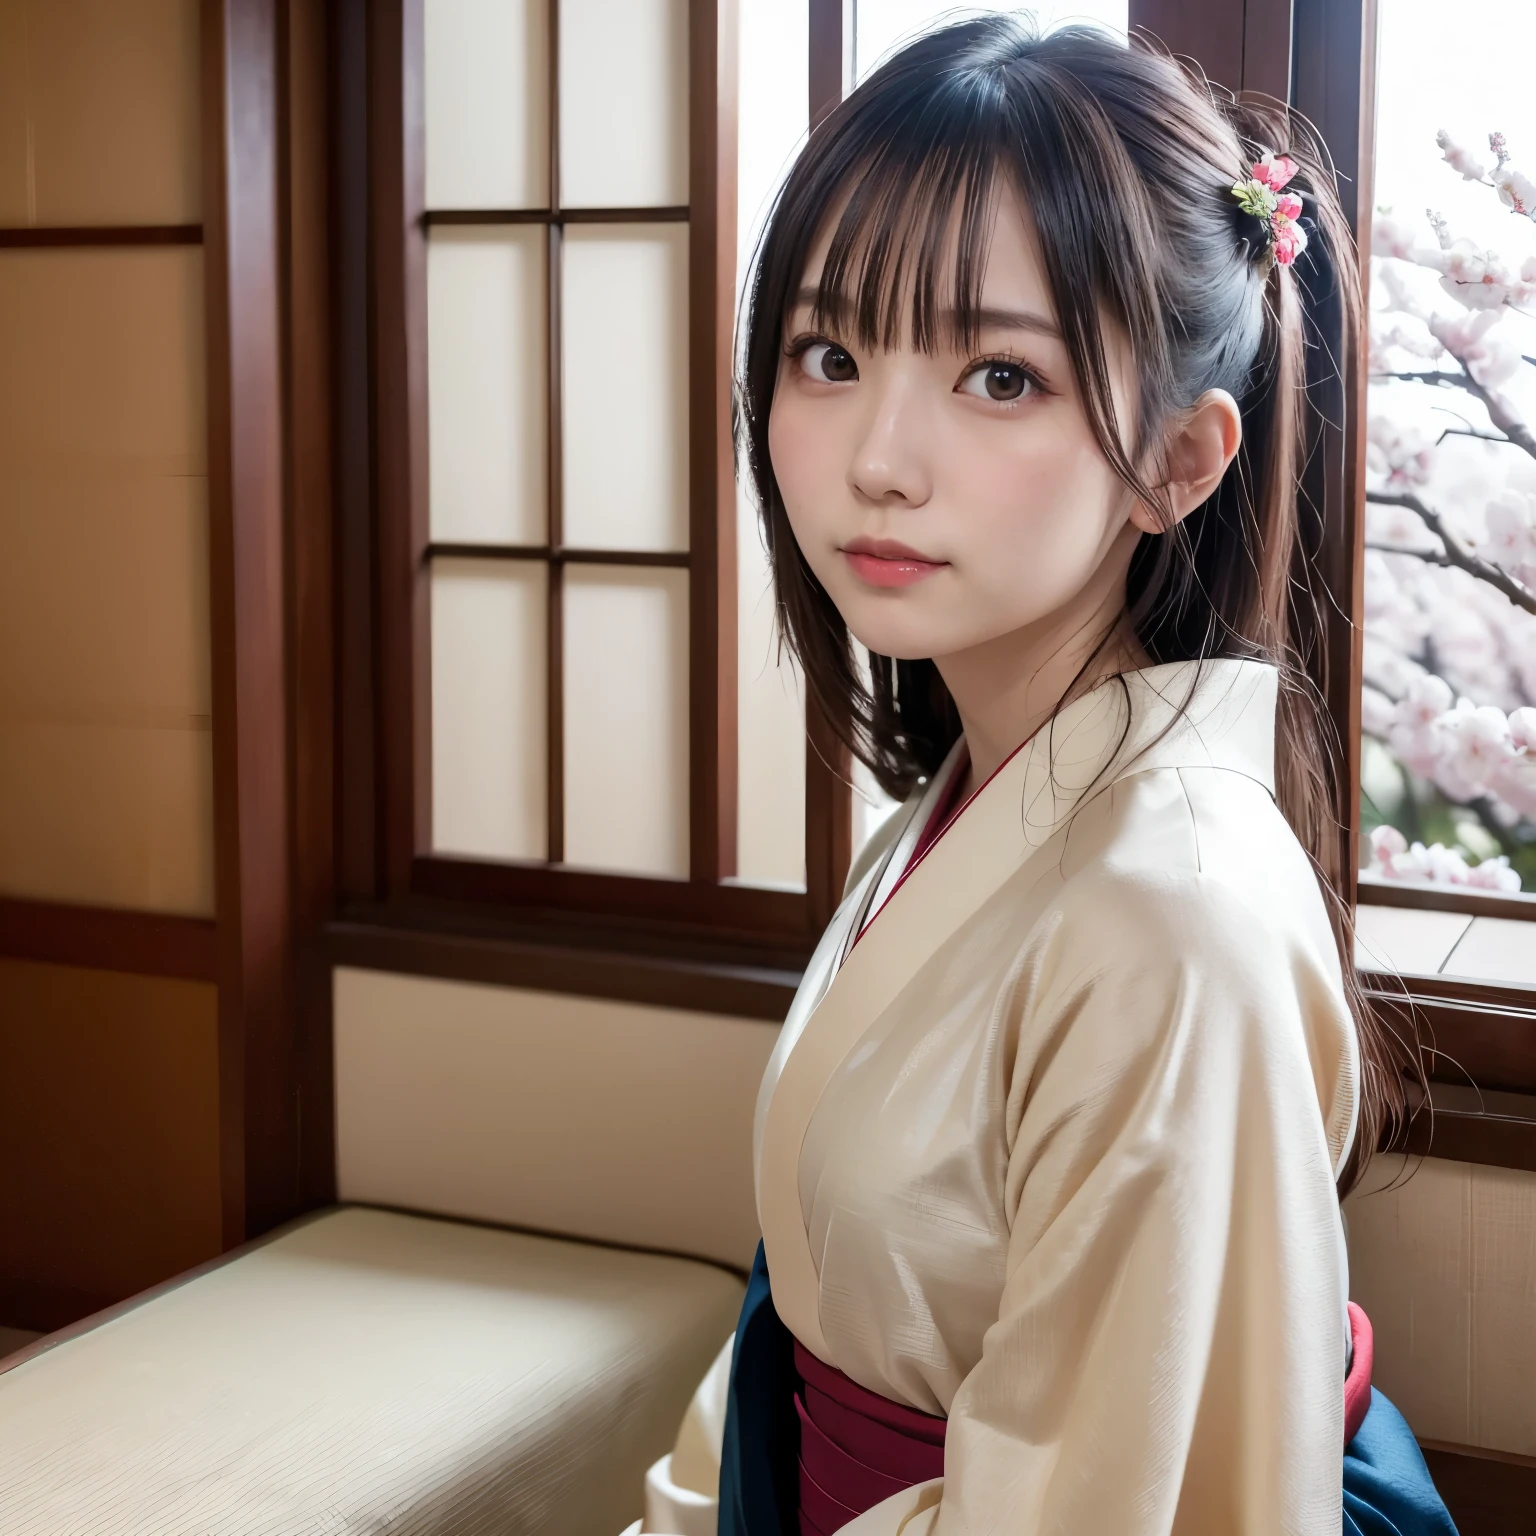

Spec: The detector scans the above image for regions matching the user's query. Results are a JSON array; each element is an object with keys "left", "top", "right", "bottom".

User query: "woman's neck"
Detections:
[{"left": 933, "top": 534, "right": 1148, "bottom": 798}]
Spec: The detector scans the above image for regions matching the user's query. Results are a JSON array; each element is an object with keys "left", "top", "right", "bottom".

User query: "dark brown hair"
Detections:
[{"left": 736, "top": 16, "right": 1411, "bottom": 1190}]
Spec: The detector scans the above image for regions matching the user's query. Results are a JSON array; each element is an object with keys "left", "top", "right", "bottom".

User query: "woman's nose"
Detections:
[{"left": 848, "top": 376, "right": 933, "bottom": 509}]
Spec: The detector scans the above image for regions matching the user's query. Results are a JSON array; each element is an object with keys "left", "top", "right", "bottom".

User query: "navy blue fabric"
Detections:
[
  {"left": 719, "top": 1256, "right": 1458, "bottom": 1536},
  {"left": 718, "top": 1243, "right": 798, "bottom": 1536},
  {"left": 1344, "top": 1389, "right": 1459, "bottom": 1535}
]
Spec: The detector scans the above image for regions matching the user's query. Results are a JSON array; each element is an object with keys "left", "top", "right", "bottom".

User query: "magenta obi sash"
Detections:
[
  {"left": 792, "top": 1307, "right": 1375, "bottom": 1534},
  {"left": 792, "top": 1341, "right": 944, "bottom": 1536}
]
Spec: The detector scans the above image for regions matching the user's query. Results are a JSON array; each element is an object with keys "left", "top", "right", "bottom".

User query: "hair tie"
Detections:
[{"left": 1231, "top": 153, "right": 1309, "bottom": 267}]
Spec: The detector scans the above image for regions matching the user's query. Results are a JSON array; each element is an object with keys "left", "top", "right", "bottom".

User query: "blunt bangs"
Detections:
[{"left": 806, "top": 75, "right": 1010, "bottom": 357}]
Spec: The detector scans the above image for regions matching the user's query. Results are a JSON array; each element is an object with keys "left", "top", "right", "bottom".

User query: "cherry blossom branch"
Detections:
[
  {"left": 1366, "top": 491, "right": 1536, "bottom": 616},
  {"left": 1366, "top": 542, "right": 1453, "bottom": 567},
  {"left": 1435, "top": 424, "right": 1515, "bottom": 447},
  {"left": 1376, "top": 365, "right": 1536, "bottom": 462}
]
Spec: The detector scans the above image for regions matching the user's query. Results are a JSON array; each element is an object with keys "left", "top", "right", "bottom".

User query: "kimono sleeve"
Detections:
[{"left": 869, "top": 869, "right": 1350, "bottom": 1536}]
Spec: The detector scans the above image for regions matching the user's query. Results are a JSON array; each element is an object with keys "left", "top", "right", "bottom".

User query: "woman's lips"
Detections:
[{"left": 841, "top": 539, "right": 947, "bottom": 589}]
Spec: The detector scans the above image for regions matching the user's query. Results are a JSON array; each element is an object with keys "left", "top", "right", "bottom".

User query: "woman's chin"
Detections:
[{"left": 842, "top": 613, "right": 972, "bottom": 664}]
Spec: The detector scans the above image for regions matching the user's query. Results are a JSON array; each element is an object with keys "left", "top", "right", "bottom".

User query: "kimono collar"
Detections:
[
  {"left": 859, "top": 657, "right": 1277, "bottom": 936},
  {"left": 755, "top": 659, "right": 1279, "bottom": 1361}
]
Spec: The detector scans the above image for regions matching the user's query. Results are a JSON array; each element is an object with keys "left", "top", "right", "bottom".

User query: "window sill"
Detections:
[
  {"left": 1358, "top": 871, "right": 1536, "bottom": 927},
  {"left": 1356, "top": 891, "right": 1536, "bottom": 989},
  {"left": 326, "top": 900, "right": 805, "bottom": 1021}
]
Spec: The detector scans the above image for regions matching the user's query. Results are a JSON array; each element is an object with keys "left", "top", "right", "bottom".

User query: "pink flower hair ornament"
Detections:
[{"left": 1231, "top": 152, "right": 1309, "bottom": 267}]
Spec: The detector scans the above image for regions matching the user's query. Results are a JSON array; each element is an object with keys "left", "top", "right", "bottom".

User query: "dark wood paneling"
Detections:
[
  {"left": 688, "top": 0, "right": 739, "bottom": 884},
  {"left": 370, "top": 0, "right": 432, "bottom": 898},
  {"left": 332, "top": 0, "right": 379, "bottom": 904},
  {"left": 808, "top": 0, "right": 848, "bottom": 130},
  {"left": 1403, "top": 1102, "right": 1536, "bottom": 1173},
  {"left": 203, "top": 0, "right": 299, "bottom": 1245},
  {"left": 1242, "top": 0, "right": 1294, "bottom": 101},
  {"left": 412, "top": 855, "right": 817, "bottom": 946},
  {"left": 426, "top": 543, "right": 693, "bottom": 568},
  {"left": 330, "top": 916, "right": 797, "bottom": 1021},
  {"left": 1128, "top": 0, "right": 1242, "bottom": 87},
  {"left": 424, "top": 206, "right": 691, "bottom": 225},
  {"left": 1289, "top": 0, "right": 1375, "bottom": 907},
  {"left": 0, "top": 898, "right": 217, "bottom": 982},
  {"left": 0, "top": 224, "right": 202, "bottom": 247},
  {"left": 283, "top": 0, "right": 338, "bottom": 1211},
  {"left": 1420, "top": 1440, "right": 1536, "bottom": 1536},
  {"left": 0, "top": 961, "right": 223, "bottom": 1333},
  {"left": 1364, "top": 979, "right": 1536, "bottom": 1096}
]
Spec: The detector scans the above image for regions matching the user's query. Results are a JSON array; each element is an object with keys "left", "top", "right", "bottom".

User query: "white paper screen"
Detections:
[
  {"left": 427, "top": 228, "right": 548, "bottom": 546},
  {"left": 431, "top": 558, "right": 548, "bottom": 860},
  {"left": 563, "top": 565, "right": 689, "bottom": 877}
]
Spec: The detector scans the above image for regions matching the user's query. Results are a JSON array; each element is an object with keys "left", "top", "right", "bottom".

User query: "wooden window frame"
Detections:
[{"left": 332, "top": 0, "right": 851, "bottom": 1013}]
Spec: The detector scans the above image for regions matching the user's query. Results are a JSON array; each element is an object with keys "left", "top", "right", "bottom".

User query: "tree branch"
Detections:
[
  {"left": 1366, "top": 491, "right": 1536, "bottom": 616},
  {"left": 1436, "top": 424, "right": 1515, "bottom": 447},
  {"left": 1366, "top": 542, "right": 1453, "bottom": 567},
  {"left": 1375, "top": 360, "right": 1536, "bottom": 463}
]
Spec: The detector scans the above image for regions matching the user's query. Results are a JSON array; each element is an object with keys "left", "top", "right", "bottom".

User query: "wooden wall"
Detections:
[
  {"left": 0, "top": 960, "right": 220, "bottom": 1331},
  {"left": 0, "top": 0, "right": 223, "bottom": 1331}
]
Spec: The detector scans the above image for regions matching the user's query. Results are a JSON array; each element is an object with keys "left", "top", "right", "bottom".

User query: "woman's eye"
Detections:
[
  {"left": 959, "top": 361, "right": 1035, "bottom": 402},
  {"left": 798, "top": 341, "right": 859, "bottom": 384}
]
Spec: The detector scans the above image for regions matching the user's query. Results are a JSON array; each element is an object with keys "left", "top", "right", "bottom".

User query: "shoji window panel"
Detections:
[
  {"left": 563, "top": 567, "right": 690, "bottom": 877},
  {"left": 431, "top": 560, "right": 548, "bottom": 862},
  {"left": 561, "top": 224, "right": 689, "bottom": 553},
  {"left": 558, "top": 0, "right": 689, "bottom": 209},
  {"left": 427, "top": 228, "right": 548, "bottom": 546},
  {"left": 424, "top": 0, "right": 549, "bottom": 210},
  {"left": 423, "top": 0, "right": 699, "bottom": 879}
]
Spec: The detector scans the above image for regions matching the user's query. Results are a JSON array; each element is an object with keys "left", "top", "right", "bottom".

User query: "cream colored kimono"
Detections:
[{"left": 651, "top": 658, "right": 1358, "bottom": 1536}]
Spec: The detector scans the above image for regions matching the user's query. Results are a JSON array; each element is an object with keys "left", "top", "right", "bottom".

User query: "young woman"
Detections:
[{"left": 642, "top": 17, "right": 1456, "bottom": 1536}]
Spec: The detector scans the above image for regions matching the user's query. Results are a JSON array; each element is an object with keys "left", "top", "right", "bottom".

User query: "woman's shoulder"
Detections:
[{"left": 1046, "top": 763, "right": 1342, "bottom": 989}]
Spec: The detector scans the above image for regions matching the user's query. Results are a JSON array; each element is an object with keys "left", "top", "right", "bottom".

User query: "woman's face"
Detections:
[{"left": 767, "top": 193, "right": 1142, "bottom": 665}]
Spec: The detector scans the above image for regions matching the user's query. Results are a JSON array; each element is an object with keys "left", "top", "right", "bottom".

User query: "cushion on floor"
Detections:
[{"left": 0, "top": 1205, "right": 744, "bottom": 1536}]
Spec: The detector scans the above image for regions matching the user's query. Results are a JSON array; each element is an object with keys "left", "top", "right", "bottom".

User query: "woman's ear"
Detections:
[{"left": 1127, "top": 390, "right": 1243, "bottom": 534}]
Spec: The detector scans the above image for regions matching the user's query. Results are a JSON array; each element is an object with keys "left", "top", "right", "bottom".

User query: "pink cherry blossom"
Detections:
[
  {"left": 1440, "top": 700, "right": 1514, "bottom": 791},
  {"left": 1428, "top": 308, "right": 1522, "bottom": 383},
  {"left": 1370, "top": 824, "right": 1408, "bottom": 861},
  {"left": 1436, "top": 129, "right": 1488, "bottom": 182},
  {"left": 1371, "top": 212, "right": 1421, "bottom": 261},
  {"left": 1361, "top": 684, "right": 1397, "bottom": 737},
  {"left": 1466, "top": 855, "right": 1522, "bottom": 891},
  {"left": 1396, "top": 671, "right": 1455, "bottom": 728},
  {"left": 1495, "top": 754, "right": 1536, "bottom": 820},
  {"left": 1483, "top": 490, "right": 1536, "bottom": 571},
  {"left": 1510, "top": 707, "right": 1536, "bottom": 752},
  {"left": 1493, "top": 162, "right": 1536, "bottom": 219}
]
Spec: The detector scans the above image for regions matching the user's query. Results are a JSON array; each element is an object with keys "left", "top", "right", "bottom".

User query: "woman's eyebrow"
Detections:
[
  {"left": 788, "top": 287, "right": 1059, "bottom": 339},
  {"left": 962, "top": 306, "right": 1060, "bottom": 338}
]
